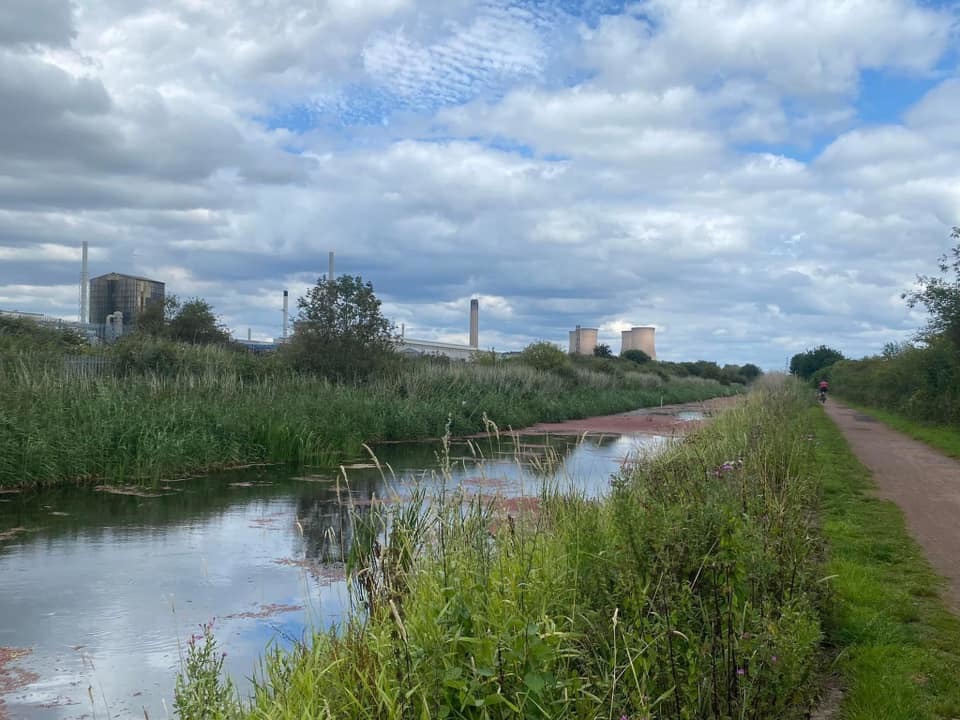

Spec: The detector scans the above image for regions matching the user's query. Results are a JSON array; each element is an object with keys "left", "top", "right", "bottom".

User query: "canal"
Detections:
[{"left": 0, "top": 428, "right": 680, "bottom": 719}]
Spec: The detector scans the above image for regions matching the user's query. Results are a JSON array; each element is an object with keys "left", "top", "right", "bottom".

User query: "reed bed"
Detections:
[
  {"left": 0, "top": 354, "right": 736, "bottom": 487},
  {"left": 176, "top": 380, "right": 824, "bottom": 719}
]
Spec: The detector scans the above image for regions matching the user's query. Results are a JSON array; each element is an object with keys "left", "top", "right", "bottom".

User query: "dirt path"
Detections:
[{"left": 825, "top": 401, "right": 960, "bottom": 610}]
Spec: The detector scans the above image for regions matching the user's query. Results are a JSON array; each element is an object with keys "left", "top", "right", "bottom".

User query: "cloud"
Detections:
[
  {"left": 2, "top": 0, "right": 960, "bottom": 368},
  {"left": 0, "top": 0, "right": 75, "bottom": 47}
]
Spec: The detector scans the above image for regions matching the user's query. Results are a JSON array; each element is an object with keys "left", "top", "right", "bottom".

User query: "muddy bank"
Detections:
[
  {"left": 519, "top": 396, "right": 740, "bottom": 436},
  {"left": 0, "top": 648, "right": 38, "bottom": 720}
]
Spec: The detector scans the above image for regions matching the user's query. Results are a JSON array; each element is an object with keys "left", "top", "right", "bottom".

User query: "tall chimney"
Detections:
[
  {"left": 247, "top": 328, "right": 252, "bottom": 341},
  {"left": 79, "top": 241, "right": 88, "bottom": 323},
  {"left": 469, "top": 298, "right": 479, "bottom": 348},
  {"left": 328, "top": 251, "right": 335, "bottom": 284},
  {"left": 282, "top": 290, "right": 289, "bottom": 339}
]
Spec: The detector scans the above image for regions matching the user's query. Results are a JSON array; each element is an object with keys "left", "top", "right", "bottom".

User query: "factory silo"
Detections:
[
  {"left": 621, "top": 326, "right": 656, "bottom": 360},
  {"left": 568, "top": 326, "right": 598, "bottom": 355}
]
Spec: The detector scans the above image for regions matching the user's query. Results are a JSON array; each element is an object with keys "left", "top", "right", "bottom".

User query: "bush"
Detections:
[
  {"left": 518, "top": 341, "right": 570, "bottom": 372},
  {"left": 621, "top": 348, "right": 651, "bottom": 364}
]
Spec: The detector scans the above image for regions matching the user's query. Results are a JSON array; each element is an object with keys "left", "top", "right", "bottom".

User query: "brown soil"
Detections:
[
  {"left": 825, "top": 402, "right": 960, "bottom": 611},
  {"left": 519, "top": 396, "right": 740, "bottom": 436},
  {"left": 273, "top": 558, "right": 346, "bottom": 584},
  {"left": 225, "top": 603, "right": 304, "bottom": 620},
  {"left": 0, "top": 647, "right": 39, "bottom": 720}
]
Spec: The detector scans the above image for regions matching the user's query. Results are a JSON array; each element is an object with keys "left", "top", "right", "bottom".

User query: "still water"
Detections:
[{"left": 0, "top": 432, "right": 668, "bottom": 719}]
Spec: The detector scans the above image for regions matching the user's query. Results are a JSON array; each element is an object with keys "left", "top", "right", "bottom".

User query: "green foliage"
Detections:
[
  {"left": 0, "top": 315, "right": 85, "bottom": 355},
  {"left": 136, "top": 294, "right": 179, "bottom": 337},
  {"left": 169, "top": 299, "right": 232, "bottom": 345},
  {"left": 812, "top": 408, "right": 960, "bottom": 718},
  {"left": 592, "top": 342, "right": 613, "bottom": 358},
  {"left": 175, "top": 621, "right": 238, "bottom": 719},
  {"left": 471, "top": 349, "right": 500, "bottom": 366},
  {"left": 0, "top": 345, "right": 738, "bottom": 487},
  {"left": 740, "top": 363, "right": 763, "bottom": 381},
  {"left": 828, "top": 335, "right": 960, "bottom": 424},
  {"left": 789, "top": 345, "right": 844, "bottom": 380},
  {"left": 621, "top": 348, "right": 651, "bottom": 364},
  {"left": 902, "top": 227, "right": 960, "bottom": 353},
  {"left": 283, "top": 275, "right": 396, "bottom": 381},
  {"left": 135, "top": 294, "right": 231, "bottom": 346},
  {"left": 176, "top": 382, "right": 824, "bottom": 719},
  {"left": 518, "top": 341, "right": 569, "bottom": 372}
]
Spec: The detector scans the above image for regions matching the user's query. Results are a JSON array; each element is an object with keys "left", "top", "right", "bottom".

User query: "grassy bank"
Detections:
[
  {"left": 176, "top": 380, "right": 826, "bottom": 719},
  {"left": 812, "top": 407, "right": 960, "bottom": 718},
  {"left": 0, "top": 349, "right": 737, "bottom": 488}
]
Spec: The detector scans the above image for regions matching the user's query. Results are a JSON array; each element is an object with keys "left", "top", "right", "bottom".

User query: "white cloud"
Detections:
[{"left": 2, "top": 0, "right": 960, "bottom": 370}]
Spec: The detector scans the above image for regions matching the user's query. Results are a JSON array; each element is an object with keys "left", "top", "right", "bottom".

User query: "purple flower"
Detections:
[
  {"left": 771, "top": 655, "right": 778, "bottom": 664},
  {"left": 736, "top": 668, "right": 746, "bottom": 676}
]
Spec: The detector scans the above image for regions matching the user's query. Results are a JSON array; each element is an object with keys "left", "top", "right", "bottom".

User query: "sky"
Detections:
[{"left": 1, "top": 0, "right": 959, "bottom": 369}]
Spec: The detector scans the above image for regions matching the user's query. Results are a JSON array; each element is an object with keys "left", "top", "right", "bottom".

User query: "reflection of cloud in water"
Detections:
[{"left": 0, "top": 431, "right": 667, "bottom": 719}]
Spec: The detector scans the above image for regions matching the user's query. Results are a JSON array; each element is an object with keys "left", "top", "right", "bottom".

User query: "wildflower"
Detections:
[
  {"left": 736, "top": 668, "right": 746, "bottom": 676},
  {"left": 771, "top": 655, "right": 778, "bottom": 664}
]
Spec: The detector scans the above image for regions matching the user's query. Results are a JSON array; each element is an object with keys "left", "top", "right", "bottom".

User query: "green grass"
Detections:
[
  {"left": 0, "top": 353, "right": 740, "bottom": 488},
  {"left": 813, "top": 407, "right": 960, "bottom": 719},
  {"left": 176, "top": 380, "right": 828, "bottom": 719},
  {"left": 832, "top": 398, "right": 960, "bottom": 460}
]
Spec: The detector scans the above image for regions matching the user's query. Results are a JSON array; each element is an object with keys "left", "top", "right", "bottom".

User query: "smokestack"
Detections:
[
  {"left": 469, "top": 298, "right": 479, "bottom": 348},
  {"left": 79, "top": 241, "right": 88, "bottom": 323},
  {"left": 247, "top": 328, "right": 251, "bottom": 341},
  {"left": 282, "top": 290, "right": 289, "bottom": 339},
  {"left": 328, "top": 251, "right": 335, "bottom": 284}
]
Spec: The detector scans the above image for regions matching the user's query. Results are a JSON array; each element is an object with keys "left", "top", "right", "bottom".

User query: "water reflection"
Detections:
[{"left": 0, "top": 432, "right": 666, "bottom": 719}]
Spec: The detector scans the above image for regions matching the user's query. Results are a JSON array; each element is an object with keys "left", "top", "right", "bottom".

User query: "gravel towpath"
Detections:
[{"left": 825, "top": 401, "right": 960, "bottom": 611}]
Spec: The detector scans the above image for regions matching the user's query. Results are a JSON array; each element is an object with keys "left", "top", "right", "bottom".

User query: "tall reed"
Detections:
[
  {"left": 177, "top": 380, "right": 824, "bottom": 719},
  {"left": 0, "top": 353, "right": 737, "bottom": 488}
]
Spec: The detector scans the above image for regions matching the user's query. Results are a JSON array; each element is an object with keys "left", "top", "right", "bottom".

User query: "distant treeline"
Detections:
[
  {"left": 827, "top": 336, "right": 960, "bottom": 424},
  {"left": 794, "top": 228, "right": 960, "bottom": 425}
]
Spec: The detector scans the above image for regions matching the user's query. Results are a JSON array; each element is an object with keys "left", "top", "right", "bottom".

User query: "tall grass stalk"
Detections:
[
  {"left": 0, "top": 354, "right": 737, "bottom": 488},
  {"left": 177, "top": 380, "right": 825, "bottom": 719}
]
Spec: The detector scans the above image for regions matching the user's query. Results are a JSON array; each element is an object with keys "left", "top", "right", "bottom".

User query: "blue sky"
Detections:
[{"left": 1, "top": 0, "right": 959, "bottom": 368}]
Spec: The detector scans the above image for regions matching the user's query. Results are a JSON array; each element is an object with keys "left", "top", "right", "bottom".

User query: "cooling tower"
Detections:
[
  {"left": 621, "top": 326, "right": 656, "bottom": 360},
  {"left": 568, "top": 326, "right": 598, "bottom": 355}
]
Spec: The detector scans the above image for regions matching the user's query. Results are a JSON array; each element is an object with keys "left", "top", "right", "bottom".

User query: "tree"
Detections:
[
  {"left": 903, "top": 227, "right": 960, "bottom": 353},
  {"left": 169, "top": 299, "right": 231, "bottom": 345},
  {"left": 135, "top": 295, "right": 231, "bottom": 345},
  {"left": 593, "top": 343, "right": 613, "bottom": 358},
  {"left": 519, "top": 341, "right": 569, "bottom": 372},
  {"left": 136, "top": 294, "right": 179, "bottom": 337},
  {"left": 285, "top": 274, "right": 396, "bottom": 381},
  {"left": 621, "top": 349, "right": 651, "bottom": 364},
  {"left": 789, "top": 345, "right": 844, "bottom": 379},
  {"left": 740, "top": 363, "right": 763, "bottom": 382}
]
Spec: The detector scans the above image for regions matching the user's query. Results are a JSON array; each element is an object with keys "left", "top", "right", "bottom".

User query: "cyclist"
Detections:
[{"left": 817, "top": 379, "right": 829, "bottom": 403}]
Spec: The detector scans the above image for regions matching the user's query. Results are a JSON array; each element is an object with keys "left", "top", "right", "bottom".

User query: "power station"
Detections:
[
  {"left": 567, "top": 324, "right": 657, "bottom": 359},
  {"left": 621, "top": 326, "right": 657, "bottom": 359}
]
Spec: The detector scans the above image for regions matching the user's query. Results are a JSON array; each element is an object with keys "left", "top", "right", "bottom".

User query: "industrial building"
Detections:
[
  {"left": 568, "top": 326, "right": 598, "bottom": 355},
  {"left": 88, "top": 272, "right": 165, "bottom": 328},
  {"left": 621, "top": 326, "right": 657, "bottom": 360}
]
